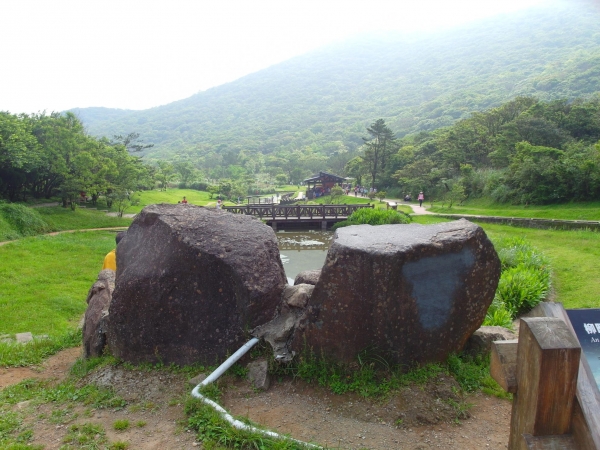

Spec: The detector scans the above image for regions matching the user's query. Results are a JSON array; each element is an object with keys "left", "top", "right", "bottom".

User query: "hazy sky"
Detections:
[{"left": 2, "top": 0, "right": 551, "bottom": 114}]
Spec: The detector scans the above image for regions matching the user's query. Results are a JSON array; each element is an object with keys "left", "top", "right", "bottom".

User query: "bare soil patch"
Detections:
[{"left": 2, "top": 348, "right": 512, "bottom": 449}]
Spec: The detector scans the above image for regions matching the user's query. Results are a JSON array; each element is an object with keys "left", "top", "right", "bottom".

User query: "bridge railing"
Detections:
[{"left": 223, "top": 203, "right": 373, "bottom": 220}]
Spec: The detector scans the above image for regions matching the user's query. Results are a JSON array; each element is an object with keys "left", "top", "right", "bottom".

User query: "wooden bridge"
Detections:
[{"left": 223, "top": 203, "right": 373, "bottom": 230}]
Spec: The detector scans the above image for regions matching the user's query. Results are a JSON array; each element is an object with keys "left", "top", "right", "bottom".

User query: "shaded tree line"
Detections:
[
  {"left": 0, "top": 112, "right": 153, "bottom": 207},
  {"left": 352, "top": 96, "right": 600, "bottom": 205}
]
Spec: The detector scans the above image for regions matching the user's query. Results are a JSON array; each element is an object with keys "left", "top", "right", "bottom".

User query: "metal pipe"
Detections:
[{"left": 190, "top": 338, "right": 319, "bottom": 448}]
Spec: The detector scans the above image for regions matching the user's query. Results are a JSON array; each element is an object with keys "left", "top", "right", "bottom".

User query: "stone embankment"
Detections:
[{"left": 434, "top": 213, "right": 600, "bottom": 231}]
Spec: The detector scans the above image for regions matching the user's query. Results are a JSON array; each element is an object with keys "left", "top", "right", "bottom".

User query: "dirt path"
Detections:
[
  {"left": 0, "top": 347, "right": 82, "bottom": 389},
  {"left": 29, "top": 202, "right": 61, "bottom": 208},
  {"left": 2, "top": 348, "right": 512, "bottom": 449}
]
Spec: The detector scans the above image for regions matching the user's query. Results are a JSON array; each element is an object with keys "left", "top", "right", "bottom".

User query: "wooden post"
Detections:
[
  {"left": 490, "top": 339, "right": 518, "bottom": 394},
  {"left": 509, "top": 317, "right": 581, "bottom": 450}
]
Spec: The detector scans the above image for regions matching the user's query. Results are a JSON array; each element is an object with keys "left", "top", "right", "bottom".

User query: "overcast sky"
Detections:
[{"left": 1, "top": 0, "right": 553, "bottom": 114}]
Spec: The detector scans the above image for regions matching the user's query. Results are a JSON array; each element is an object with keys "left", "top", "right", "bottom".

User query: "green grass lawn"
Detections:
[
  {"left": 480, "top": 224, "right": 600, "bottom": 309},
  {"left": 37, "top": 207, "right": 132, "bottom": 231},
  {"left": 428, "top": 198, "right": 600, "bottom": 221},
  {"left": 127, "top": 189, "right": 215, "bottom": 213},
  {"left": 0, "top": 231, "right": 116, "bottom": 336}
]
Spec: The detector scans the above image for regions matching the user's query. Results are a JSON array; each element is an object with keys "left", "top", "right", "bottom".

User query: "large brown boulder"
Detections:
[
  {"left": 83, "top": 269, "right": 115, "bottom": 358},
  {"left": 107, "top": 204, "right": 287, "bottom": 365},
  {"left": 292, "top": 219, "right": 500, "bottom": 366}
]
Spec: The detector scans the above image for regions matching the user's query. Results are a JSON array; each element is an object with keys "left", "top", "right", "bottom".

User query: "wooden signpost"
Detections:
[{"left": 491, "top": 303, "right": 600, "bottom": 449}]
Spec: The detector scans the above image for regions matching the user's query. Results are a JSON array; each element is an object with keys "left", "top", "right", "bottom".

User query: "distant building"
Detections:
[{"left": 303, "top": 171, "right": 345, "bottom": 199}]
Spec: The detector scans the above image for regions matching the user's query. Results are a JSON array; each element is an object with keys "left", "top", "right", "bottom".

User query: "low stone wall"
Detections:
[{"left": 434, "top": 214, "right": 600, "bottom": 231}]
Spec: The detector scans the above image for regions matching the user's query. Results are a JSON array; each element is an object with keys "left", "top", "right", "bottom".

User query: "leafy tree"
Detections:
[
  {"left": 207, "top": 184, "right": 219, "bottom": 199},
  {"left": 173, "top": 161, "right": 196, "bottom": 185},
  {"left": 362, "top": 119, "right": 396, "bottom": 189},
  {"left": 330, "top": 185, "right": 344, "bottom": 203},
  {"left": 275, "top": 174, "right": 288, "bottom": 186},
  {"left": 155, "top": 161, "right": 175, "bottom": 191},
  {"left": 111, "top": 191, "right": 141, "bottom": 218},
  {"left": 0, "top": 112, "right": 40, "bottom": 201},
  {"left": 111, "top": 132, "right": 154, "bottom": 153},
  {"left": 344, "top": 156, "right": 366, "bottom": 186}
]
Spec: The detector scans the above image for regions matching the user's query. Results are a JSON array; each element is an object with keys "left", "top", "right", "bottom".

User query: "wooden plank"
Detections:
[
  {"left": 509, "top": 317, "right": 581, "bottom": 450},
  {"left": 490, "top": 339, "right": 518, "bottom": 393},
  {"left": 532, "top": 303, "right": 600, "bottom": 449},
  {"left": 523, "top": 434, "right": 576, "bottom": 449}
]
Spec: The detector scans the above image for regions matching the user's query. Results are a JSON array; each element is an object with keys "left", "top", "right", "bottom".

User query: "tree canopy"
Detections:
[{"left": 0, "top": 112, "right": 152, "bottom": 205}]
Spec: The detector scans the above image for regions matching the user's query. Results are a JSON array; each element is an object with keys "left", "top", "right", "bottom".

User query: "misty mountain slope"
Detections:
[{"left": 71, "top": 2, "right": 600, "bottom": 159}]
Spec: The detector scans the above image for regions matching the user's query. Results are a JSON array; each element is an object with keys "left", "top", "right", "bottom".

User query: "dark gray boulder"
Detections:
[
  {"left": 83, "top": 269, "right": 115, "bottom": 358},
  {"left": 107, "top": 204, "right": 287, "bottom": 365},
  {"left": 294, "top": 270, "right": 321, "bottom": 286},
  {"left": 292, "top": 219, "right": 501, "bottom": 366}
]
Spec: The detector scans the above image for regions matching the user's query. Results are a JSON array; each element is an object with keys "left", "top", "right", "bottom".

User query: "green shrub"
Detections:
[
  {"left": 490, "top": 237, "right": 552, "bottom": 319},
  {"left": 0, "top": 215, "right": 20, "bottom": 241},
  {"left": 62, "top": 423, "right": 106, "bottom": 448},
  {"left": 496, "top": 237, "right": 551, "bottom": 273},
  {"left": 113, "top": 420, "right": 130, "bottom": 431},
  {"left": 495, "top": 264, "right": 549, "bottom": 316},
  {"left": 0, "top": 203, "right": 49, "bottom": 238},
  {"left": 483, "top": 298, "right": 514, "bottom": 328},
  {"left": 333, "top": 208, "right": 411, "bottom": 230}
]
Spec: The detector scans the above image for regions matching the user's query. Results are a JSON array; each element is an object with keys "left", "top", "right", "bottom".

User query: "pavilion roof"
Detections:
[{"left": 303, "top": 171, "right": 345, "bottom": 184}]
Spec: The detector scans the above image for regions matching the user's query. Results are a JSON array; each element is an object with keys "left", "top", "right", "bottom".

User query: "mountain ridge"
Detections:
[{"left": 70, "top": 1, "right": 600, "bottom": 159}]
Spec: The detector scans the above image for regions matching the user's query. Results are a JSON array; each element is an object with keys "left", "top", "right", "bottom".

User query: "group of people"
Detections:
[
  {"left": 403, "top": 191, "right": 425, "bottom": 207},
  {"left": 178, "top": 196, "right": 223, "bottom": 208},
  {"left": 353, "top": 186, "right": 377, "bottom": 197}
]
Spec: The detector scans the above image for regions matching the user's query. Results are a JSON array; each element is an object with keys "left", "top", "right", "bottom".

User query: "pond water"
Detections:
[{"left": 277, "top": 230, "right": 332, "bottom": 284}]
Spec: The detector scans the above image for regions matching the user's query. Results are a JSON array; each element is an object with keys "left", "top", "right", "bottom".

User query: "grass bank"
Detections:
[
  {"left": 428, "top": 198, "right": 600, "bottom": 221},
  {"left": 480, "top": 224, "right": 600, "bottom": 309},
  {"left": 0, "top": 205, "right": 130, "bottom": 242},
  {"left": 126, "top": 189, "right": 213, "bottom": 213},
  {"left": 0, "top": 231, "right": 116, "bottom": 336},
  {"left": 36, "top": 207, "right": 131, "bottom": 231}
]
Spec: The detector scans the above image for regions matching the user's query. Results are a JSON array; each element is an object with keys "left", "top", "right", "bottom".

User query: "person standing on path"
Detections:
[{"left": 418, "top": 191, "right": 424, "bottom": 207}]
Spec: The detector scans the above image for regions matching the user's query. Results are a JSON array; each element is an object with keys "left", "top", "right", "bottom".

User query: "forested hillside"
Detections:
[
  {"left": 373, "top": 96, "right": 600, "bottom": 205},
  {"left": 72, "top": 1, "right": 600, "bottom": 163}
]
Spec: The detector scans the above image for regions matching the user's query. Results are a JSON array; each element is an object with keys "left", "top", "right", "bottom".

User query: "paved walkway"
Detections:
[{"left": 344, "top": 194, "right": 433, "bottom": 215}]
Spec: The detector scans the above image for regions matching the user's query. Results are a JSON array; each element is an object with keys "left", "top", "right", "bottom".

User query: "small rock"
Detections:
[
  {"left": 247, "top": 358, "right": 270, "bottom": 390},
  {"left": 188, "top": 373, "right": 207, "bottom": 386},
  {"left": 294, "top": 270, "right": 321, "bottom": 286},
  {"left": 16, "top": 400, "right": 32, "bottom": 409},
  {"left": 15, "top": 332, "right": 33, "bottom": 344},
  {"left": 464, "top": 326, "right": 517, "bottom": 356},
  {"left": 283, "top": 284, "right": 314, "bottom": 308}
]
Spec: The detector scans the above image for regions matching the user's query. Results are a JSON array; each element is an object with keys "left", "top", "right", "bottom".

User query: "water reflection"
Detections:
[{"left": 277, "top": 231, "right": 332, "bottom": 283}]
